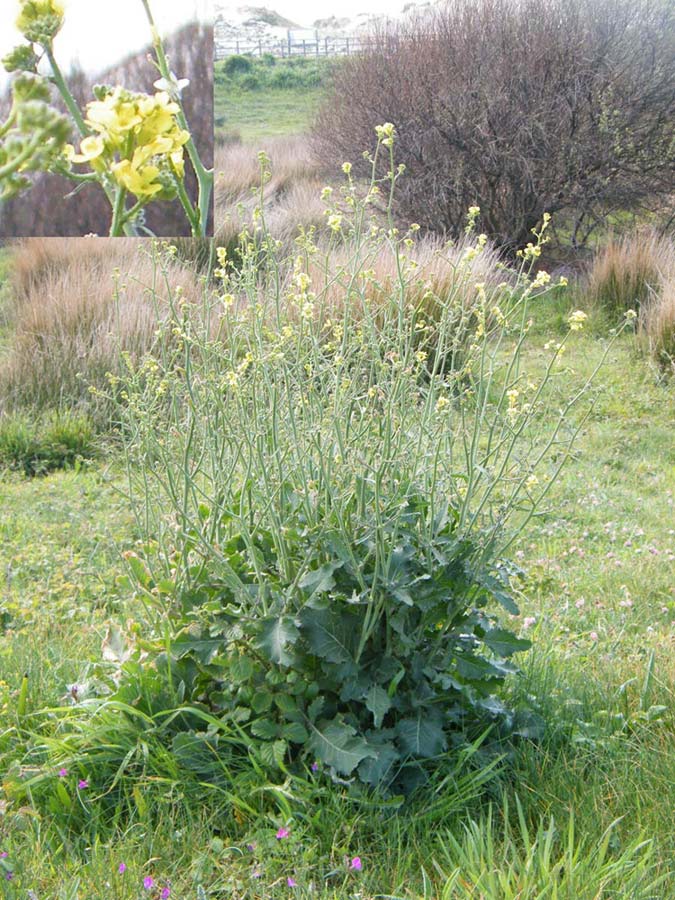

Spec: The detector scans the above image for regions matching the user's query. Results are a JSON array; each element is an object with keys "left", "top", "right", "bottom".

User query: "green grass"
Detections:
[
  {"left": 214, "top": 57, "right": 333, "bottom": 142},
  {"left": 1, "top": 317, "right": 674, "bottom": 895}
]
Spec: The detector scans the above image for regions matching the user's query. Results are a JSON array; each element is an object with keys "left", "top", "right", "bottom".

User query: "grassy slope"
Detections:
[{"left": 1, "top": 323, "right": 674, "bottom": 895}]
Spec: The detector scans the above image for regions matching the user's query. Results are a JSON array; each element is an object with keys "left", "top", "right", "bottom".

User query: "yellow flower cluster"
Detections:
[{"left": 65, "top": 88, "right": 189, "bottom": 200}]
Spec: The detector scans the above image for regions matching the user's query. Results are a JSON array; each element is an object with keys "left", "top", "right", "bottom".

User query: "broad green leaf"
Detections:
[
  {"left": 282, "top": 721, "right": 309, "bottom": 743},
  {"left": 479, "top": 573, "right": 520, "bottom": 615},
  {"left": 260, "top": 739, "right": 287, "bottom": 769},
  {"left": 308, "top": 719, "right": 377, "bottom": 775},
  {"left": 274, "top": 693, "right": 297, "bottom": 715},
  {"left": 251, "top": 690, "right": 273, "bottom": 713},
  {"left": 299, "top": 562, "right": 342, "bottom": 595},
  {"left": 365, "top": 684, "right": 392, "bottom": 728},
  {"left": 230, "top": 654, "right": 255, "bottom": 680},
  {"left": 300, "top": 607, "right": 355, "bottom": 665},
  {"left": 396, "top": 712, "right": 447, "bottom": 758},
  {"left": 251, "top": 718, "right": 279, "bottom": 739},
  {"left": 307, "top": 696, "right": 324, "bottom": 721},
  {"left": 483, "top": 628, "right": 531, "bottom": 657},
  {"left": 258, "top": 617, "right": 299, "bottom": 666},
  {"left": 358, "top": 741, "right": 399, "bottom": 786}
]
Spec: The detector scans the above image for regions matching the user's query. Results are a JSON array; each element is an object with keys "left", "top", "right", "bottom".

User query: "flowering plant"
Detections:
[{"left": 0, "top": 0, "right": 212, "bottom": 235}]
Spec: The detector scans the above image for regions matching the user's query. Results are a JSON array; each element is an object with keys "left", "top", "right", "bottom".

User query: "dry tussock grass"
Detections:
[
  {"left": 294, "top": 234, "right": 505, "bottom": 324},
  {"left": 215, "top": 137, "right": 326, "bottom": 253},
  {"left": 1, "top": 238, "right": 201, "bottom": 415},
  {"left": 586, "top": 230, "right": 675, "bottom": 369}
]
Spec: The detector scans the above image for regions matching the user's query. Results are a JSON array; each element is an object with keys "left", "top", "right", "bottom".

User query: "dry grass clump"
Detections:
[
  {"left": 586, "top": 231, "right": 674, "bottom": 315},
  {"left": 642, "top": 274, "right": 675, "bottom": 372},
  {"left": 1, "top": 238, "right": 201, "bottom": 417},
  {"left": 586, "top": 230, "right": 675, "bottom": 370},
  {"left": 215, "top": 137, "right": 326, "bottom": 255},
  {"left": 298, "top": 234, "right": 505, "bottom": 320}
]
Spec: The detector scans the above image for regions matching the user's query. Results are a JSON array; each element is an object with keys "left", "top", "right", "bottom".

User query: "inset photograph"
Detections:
[{"left": 0, "top": 0, "right": 213, "bottom": 236}]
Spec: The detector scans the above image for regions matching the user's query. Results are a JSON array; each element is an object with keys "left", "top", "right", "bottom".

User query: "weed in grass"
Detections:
[{"left": 0, "top": 410, "right": 95, "bottom": 476}]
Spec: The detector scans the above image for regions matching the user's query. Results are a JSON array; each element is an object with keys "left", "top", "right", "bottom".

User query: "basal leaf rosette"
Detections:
[
  {"left": 16, "top": 0, "right": 65, "bottom": 44},
  {"left": 65, "top": 87, "right": 190, "bottom": 202}
]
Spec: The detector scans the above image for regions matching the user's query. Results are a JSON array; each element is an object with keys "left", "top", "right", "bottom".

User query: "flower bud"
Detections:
[
  {"left": 16, "top": 0, "right": 65, "bottom": 43},
  {"left": 2, "top": 44, "right": 39, "bottom": 74}
]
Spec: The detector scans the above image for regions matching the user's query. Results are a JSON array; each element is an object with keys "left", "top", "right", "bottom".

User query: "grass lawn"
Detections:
[
  {"left": 1, "top": 318, "right": 674, "bottom": 895},
  {"left": 216, "top": 85, "right": 324, "bottom": 142},
  {"left": 214, "top": 58, "right": 331, "bottom": 142}
]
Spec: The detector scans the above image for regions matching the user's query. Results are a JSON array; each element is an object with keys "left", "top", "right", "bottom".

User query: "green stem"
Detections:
[
  {"left": 174, "top": 173, "right": 200, "bottom": 236},
  {"left": 44, "top": 44, "right": 87, "bottom": 136},
  {"left": 139, "top": 0, "right": 213, "bottom": 235},
  {"left": 110, "top": 186, "right": 128, "bottom": 237}
]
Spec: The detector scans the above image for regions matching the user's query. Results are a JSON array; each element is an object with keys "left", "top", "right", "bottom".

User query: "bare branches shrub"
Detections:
[{"left": 313, "top": 0, "right": 675, "bottom": 249}]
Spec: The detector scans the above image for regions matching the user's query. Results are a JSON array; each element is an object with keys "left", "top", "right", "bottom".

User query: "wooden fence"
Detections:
[{"left": 215, "top": 34, "right": 369, "bottom": 59}]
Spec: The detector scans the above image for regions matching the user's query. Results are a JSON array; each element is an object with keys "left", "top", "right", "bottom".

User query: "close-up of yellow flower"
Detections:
[
  {"left": 65, "top": 135, "right": 105, "bottom": 164},
  {"left": 111, "top": 158, "right": 162, "bottom": 198}
]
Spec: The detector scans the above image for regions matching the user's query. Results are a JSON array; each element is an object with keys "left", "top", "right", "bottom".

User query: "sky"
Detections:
[
  {"left": 218, "top": 0, "right": 411, "bottom": 27},
  {"left": 1, "top": 0, "right": 212, "bottom": 89}
]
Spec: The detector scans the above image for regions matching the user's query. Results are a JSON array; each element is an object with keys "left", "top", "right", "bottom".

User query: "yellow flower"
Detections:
[
  {"left": 67, "top": 135, "right": 105, "bottom": 164},
  {"left": 170, "top": 148, "right": 185, "bottom": 178},
  {"left": 111, "top": 159, "right": 162, "bottom": 198},
  {"left": 568, "top": 309, "right": 588, "bottom": 331}
]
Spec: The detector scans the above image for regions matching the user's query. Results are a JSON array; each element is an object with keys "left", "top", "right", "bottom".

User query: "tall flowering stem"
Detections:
[{"left": 139, "top": 0, "right": 213, "bottom": 236}]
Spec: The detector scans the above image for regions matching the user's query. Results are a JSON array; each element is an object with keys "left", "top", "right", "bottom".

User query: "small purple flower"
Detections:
[
  {"left": 287, "top": 877, "right": 298, "bottom": 887},
  {"left": 276, "top": 827, "right": 290, "bottom": 840},
  {"left": 5, "top": 872, "right": 14, "bottom": 881},
  {"left": 246, "top": 842, "right": 256, "bottom": 852},
  {"left": 161, "top": 888, "right": 171, "bottom": 899},
  {"left": 58, "top": 768, "right": 68, "bottom": 777},
  {"left": 311, "top": 761, "right": 319, "bottom": 772},
  {"left": 349, "top": 856, "right": 363, "bottom": 871},
  {"left": 0, "top": 851, "right": 7, "bottom": 858},
  {"left": 78, "top": 779, "right": 89, "bottom": 790},
  {"left": 118, "top": 862, "right": 127, "bottom": 874},
  {"left": 252, "top": 869, "right": 262, "bottom": 879},
  {"left": 143, "top": 876, "right": 154, "bottom": 890}
]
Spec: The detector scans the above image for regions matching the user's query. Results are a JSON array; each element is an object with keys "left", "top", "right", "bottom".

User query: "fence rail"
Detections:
[{"left": 215, "top": 35, "right": 370, "bottom": 59}]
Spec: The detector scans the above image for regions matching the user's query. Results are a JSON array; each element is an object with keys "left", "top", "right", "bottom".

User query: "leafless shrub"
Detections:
[{"left": 314, "top": 0, "right": 675, "bottom": 250}]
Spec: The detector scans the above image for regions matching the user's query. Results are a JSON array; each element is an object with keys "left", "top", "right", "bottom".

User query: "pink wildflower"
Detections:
[
  {"left": 143, "top": 876, "right": 154, "bottom": 890},
  {"left": 349, "top": 856, "right": 363, "bottom": 871},
  {"left": 287, "top": 877, "right": 298, "bottom": 887},
  {"left": 276, "top": 827, "right": 290, "bottom": 840}
]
